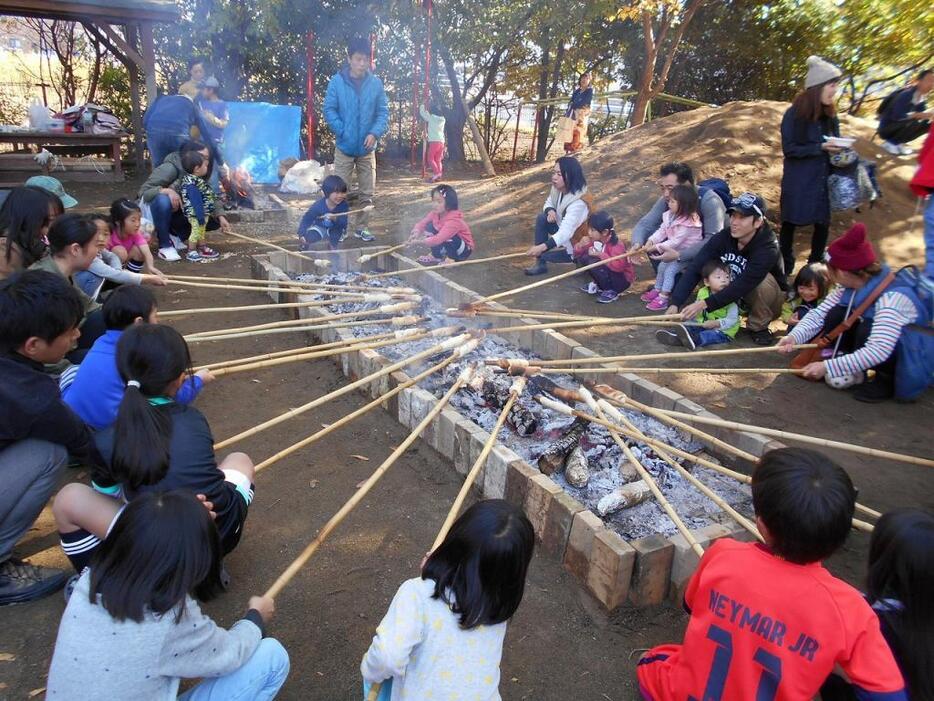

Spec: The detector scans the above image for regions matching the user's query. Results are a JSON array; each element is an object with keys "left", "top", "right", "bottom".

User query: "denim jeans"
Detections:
[
  {"left": 687, "top": 326, "right": 731, "bottom": 347},
  {"left": 147, "top": 129, "right": 189, "bottom": 170},
  {"left": 178, "top": 638, "right": 290, "bottom": 701},
  {"left": 150, "top": 193, "right": 192, "bottom": 249},
  {"left": 533, "top": 213, "right": 573, "bottom": 263}
]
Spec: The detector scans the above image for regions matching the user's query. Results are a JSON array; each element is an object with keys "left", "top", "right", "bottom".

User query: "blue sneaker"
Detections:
[
  {"left": 596, "top": 290, "right": 619, "bottom": 304},
  {"left": 354, "top": 229, "right": 375, "bottom": 242}
]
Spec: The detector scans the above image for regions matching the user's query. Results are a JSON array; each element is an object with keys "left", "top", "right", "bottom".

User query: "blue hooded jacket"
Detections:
[{"left": 323, "top": 67, "right": 389, "bottom": 157}]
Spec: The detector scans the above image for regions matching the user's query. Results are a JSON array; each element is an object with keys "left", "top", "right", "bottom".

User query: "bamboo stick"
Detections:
[
  {"left": 210, "top": 330, "right": 428, "bottom": 377},
  {"left": 195, "top": 330, "right": 402, "bottom": 372},
  {"left": 590, "top": 384, "right": 881, "bottom": 523},
  {"left": 254, "top": 354, "right": 458, "bottom": 473},
  {"left": 433, "top": 376, "right": 525, "bottom": 550},
  {"left": 633, "top": 405, "right": 934, "bottom": 469},
  {"left": 185, "top": 316, "right": 422, "bottom": 344},
  {"left": 225, "top": 229, "right": 319, "bottom": 264},
  {"left": 535, "top": 366, "right": 803, "bottom": 376},
  {"left": 161, "top": 298, "right": 362, "bottom": 318},
  {"left": 488, "top": 314, "right": 683, "bottom": 337},
  {"left": 357, "top": 243, "right": 408, "bottom": 264},
  {"left": 168, "top": 273, "right": 417, "bottom": 294},
  {"left": 322, "top": 204, "right": 375, "bottom": 218},
  {"left": 213, "top": 332, "right": 472, "bottom": 450},
  {"left": 528, "top": 344, "right": 819, "bottom": 367},
  {"left": 263, "top": 365, "right": 476, "bottom": 600},
  {"left": 586, "top": 392, "right": 761, "bottom": 542},
  {"left": 362, "top": 251, "right": 530, "bottom": 280},
  {"left": 468, "top": 247, "right": 645, "bottom": 307},
  {"left": 185, "top": 303, "right": 418, "bottom": 340},
  {"left": 366, "top": 374, "right": 522, "bottom": 701},
  {"left": 590, "top": 399, "right": 705, "bottom": 557},
  {"left": 588, "top": 384, "right": 759, "bottom": 464},
  {"left": 169, "top": 279, "right": 415, "bottom": 303}
]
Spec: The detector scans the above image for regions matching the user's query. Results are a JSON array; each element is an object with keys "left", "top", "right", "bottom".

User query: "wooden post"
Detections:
[
  {"left": 137, "top": 22, "right": 158, "bottom": 108},
  {"left": 124, "top": 24, "right": 145, "bottom": 171},
  {"left": 511, "top": 103, "right": 522, "bottom": 163}
]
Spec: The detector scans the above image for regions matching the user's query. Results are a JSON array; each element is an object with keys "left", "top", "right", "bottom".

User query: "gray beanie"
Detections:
[{"left": 805, "top": 55, "right": 842, "bottom": 89}]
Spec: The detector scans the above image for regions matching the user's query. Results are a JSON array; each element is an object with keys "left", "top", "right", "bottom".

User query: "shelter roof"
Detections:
[{"left": 0, "top": 0, "right": 178, "bottom": 24}]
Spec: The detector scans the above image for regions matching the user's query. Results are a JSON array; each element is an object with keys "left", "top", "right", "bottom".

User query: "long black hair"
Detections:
[
  {"left": 421, "top": 499, "right": 534, "bottom": 629},
  {"left": 431, "top": 184, "right": 458, "bottom": 211},
  {"left": 111, "top": 324, "right": 193, "bottom": 489},
  {"left": 47, "top": 213, "right": 98, "bottom": 255},
  {"left": 89, "top": 490, "right": 224, "bottom": 623},
  {"left": 865, "top": 509, "right": 934, "bottom": 699},
  {"left": 0, "top": 186, "right": 61, "bottom": 267},
  {"left": 555, "top": 156, "right": 586, "bottom": 194}
]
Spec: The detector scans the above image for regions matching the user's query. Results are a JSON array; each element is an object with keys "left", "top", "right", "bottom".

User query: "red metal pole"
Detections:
[
  {"left": 305, "top": 31, "right": 315, "bottom": 159},
  {"left": 410, "top": 43, "right": 420, "bottom": 167},
  {"left": 421, "top": 0, "right": 432, "bottom": 180},
  {"left": 369, "top": 32, "right": 376, "bottom": 71},
  {"left": 529, "top": 106, "right": 540, "bottom": 160},
  {"left": 511, "top": 103, "right": 522, "bottom": 163}
]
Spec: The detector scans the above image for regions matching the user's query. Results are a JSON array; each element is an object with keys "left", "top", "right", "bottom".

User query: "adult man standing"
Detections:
[
  {"left": 666, "top": 192, "right": 786, "bottom": 345},
  {"left": 178, "top": 57, "right": 208, "bottom": 100},
  {"left": 879, "top": 69, "right": 934, "bottom": 156},
  {"left": 323, "top": 37, "right": 389, "bottom": 243},
  {"left": 631, "top": 162, "right": 727, "bottom": 269},
  {"left": 143, "top": 91, "right": 221, "bottom": 171}
]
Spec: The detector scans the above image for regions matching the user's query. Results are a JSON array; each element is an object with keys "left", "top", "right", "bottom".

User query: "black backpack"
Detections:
[{"left": 697, "top": 178, "right": 732, "bottom": 210}]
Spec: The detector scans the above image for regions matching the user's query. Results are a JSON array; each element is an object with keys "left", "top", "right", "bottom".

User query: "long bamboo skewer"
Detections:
[
  {"left": 533, "top": 366, "right": 804, "bottom": 376},
  {"left": 466, "top": 247, "right": 645, "bottom": 308},
  {"left": 185, "top": 316, "right": 421, "bottom": 344},
  {"left": 357, "top": 243, "right": 408, "bottom": 264},
  {"left": 213, "top": 332, "right": 471, "bottom": 450},
  {"left": 209, "top": 330, "right": 429, "bottom": 377},
  {"left": 264, "top": 364, "right": 476, "bottom": 600},
  {"left": 225, "top": 229, "right": 320, "bottom": 264},
  {"left": 362, "top": 251, "right": 530, "bottom": 280},
  {"left": 587, "top": 393, "right": 762, "bottom": 542},
  {"left": 587, "top": 398, "right": 705, "bottom": 557},
  {"left": 195, "top": 330, "right": 402, "bottom": 372},
  {"left": 168, "top": 279, "right": 330, "bottom": 295},
  {"left": 365, "top": 375, "right": 524, "bottom": 701},
  {"left": 161, "top": 298, "right": 362, "bottom": 317},
  {"left": 434, "top": 376, "right": 525, "bottom": 550},
  {"left": 168, "top": 273, "right": 416, "bottom": 295},
  {"left": 626, "top": 404, "right": 934, "bottom": 469},
  {"left": 488, "top": 314, "right": 683, "bottom": 337},
  {"left": 255, "top": 354, "right": 459, "bottom": 473},
  {"left": 185, "top": 302, "right": 417, "bottom": 340},
  {"left": 536, "top": 397, "right": 874, "bottom": 533},
  {"left": 524, "top": 344, "right": 818, "bottom": 366},
  {"left": 586, "top": 384, "right": 759, "bottom": 464},
  {"left": 588, "top": 384, "right": 881, "bottom": 522},
  {"left": 322, "top": 203, "right": 375, "bottom": 218}
]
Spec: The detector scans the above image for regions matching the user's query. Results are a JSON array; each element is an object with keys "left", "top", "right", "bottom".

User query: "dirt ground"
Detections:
[{"left": 1, "top": 100, "right": 930, "bottom": 699}]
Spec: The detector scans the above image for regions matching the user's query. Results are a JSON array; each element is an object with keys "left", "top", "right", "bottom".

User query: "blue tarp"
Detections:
[{"left": 223, "top": 102, "right": 301, "bottom": 184}]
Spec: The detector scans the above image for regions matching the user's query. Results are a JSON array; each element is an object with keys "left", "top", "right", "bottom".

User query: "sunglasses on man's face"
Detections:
[{"left": 730, "top": 192, "right": 763, "bottom": 218}]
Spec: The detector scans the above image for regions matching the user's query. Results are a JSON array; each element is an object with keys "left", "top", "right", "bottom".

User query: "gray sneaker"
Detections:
[
  {"left": 0, "top": 557, "right": 69, "bottom": 606},
  {"left": 354, "top": 229, "right": 375, "bottom": 242}
]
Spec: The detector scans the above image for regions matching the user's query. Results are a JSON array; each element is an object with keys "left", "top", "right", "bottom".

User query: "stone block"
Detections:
[
  {"left": 563, "top": 510, "right": 605, "bottom": 581},
  {"left": 504, "top": 460, "right": 538, "bottom": 510},
  {"left": 482, "top": 444, "right": 515, "bottom": 499},
  {"left": 628, "top": 534, "right": 674, "bottom": 607},
  {"left": 541, "top": 490, "right": 585, "bottom": 559},
  {"left": 430, "top": 408, "right": 459, "bottom": 459},
  {"left": 674, "top": 397, "right": 708, "bottom": 416},
  {"left": 734, "top": 430, "right": 773, "bottom": 459},
  {"left": 649, "top": 386, "right": 683, "bottom": 411},
  {"left": 453, "top": 419, "right": 487, "bottom": 476},
  {"left": 586, "top": 529, "right": 636, "bottom": 611},
  {"left": 668, "top": 523, "right": 731, "bottom": 603},
  {"left": 630, "top": 377, "right": 660, "bottom": 406},
  {"left": 397, "top": 387, "right": 412, "bottom": 428},
  {"left": 571, "top": 345, "right": 601, "bottom": 361},
  {"left": 408, "top": 388, "right": 436, "bottom": 444},
  {"left": 524, "top": 473, "right": 563, "bottom": 540}
]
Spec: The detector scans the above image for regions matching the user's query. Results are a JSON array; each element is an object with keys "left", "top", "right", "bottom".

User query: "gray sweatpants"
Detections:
[{"left": 0, "top": 440, "right": 68, "bottom": 562}]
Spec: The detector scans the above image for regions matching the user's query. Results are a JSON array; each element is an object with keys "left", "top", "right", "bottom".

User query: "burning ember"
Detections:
[
  {"left": 291, "top": 270, "right": 754, "bottom": 542},
  {"left": 221, "top": 166, "right": 256, "bottom": 209}
]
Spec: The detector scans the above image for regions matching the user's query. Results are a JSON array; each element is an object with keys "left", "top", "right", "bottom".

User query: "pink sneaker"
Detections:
[
  {"left": 645, "top": 296, "right": 670, "bottom": 311},
  {"left": 640, "top": 289, "right": 660, "bottom": 302}
]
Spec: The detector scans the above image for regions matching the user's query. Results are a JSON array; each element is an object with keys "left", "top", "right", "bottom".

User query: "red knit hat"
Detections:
[{"left": 826, "top": 223, "right": 876, "bottom": 271}]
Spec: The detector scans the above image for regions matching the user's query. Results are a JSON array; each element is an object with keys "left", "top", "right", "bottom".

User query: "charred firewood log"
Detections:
[
  {"left": 537, "top": 418, "right": 588, "bottom": 475},
  {"left": 564, "top": 445, "right": 590, "bottom": 487},
  {"left": 469, "top": 370, "right": 538, "bottom": 435}
]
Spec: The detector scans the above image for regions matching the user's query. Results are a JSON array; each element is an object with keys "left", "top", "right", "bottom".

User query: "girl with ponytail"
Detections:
[
  {"left": 571, "top": 210, "right": 635, "bottom": 304},
  {"left": 53, "top": 324, "right": 255, "bottom": 574}
]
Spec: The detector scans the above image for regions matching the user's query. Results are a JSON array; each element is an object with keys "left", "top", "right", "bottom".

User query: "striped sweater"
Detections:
[{"left": 790, "top": 286, "right": 918, "bottom": 378}]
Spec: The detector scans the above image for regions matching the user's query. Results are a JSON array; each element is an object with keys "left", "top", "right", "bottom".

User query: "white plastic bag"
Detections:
[
  {"left": 279, "top": 160, "right": 324, "bottom": 195},
  {"left": 28, "top": 98, "right": 50, "bottom": 130}
]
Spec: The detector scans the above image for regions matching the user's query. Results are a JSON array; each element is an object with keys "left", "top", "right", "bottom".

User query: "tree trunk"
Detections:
[{"left": 438, "top": 43, "right": 467, "bottom": 162}]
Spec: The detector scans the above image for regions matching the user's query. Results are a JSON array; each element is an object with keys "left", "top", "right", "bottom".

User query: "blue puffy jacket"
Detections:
[{"left": 323, "top": 68, "right": 389, "bottom": 157}]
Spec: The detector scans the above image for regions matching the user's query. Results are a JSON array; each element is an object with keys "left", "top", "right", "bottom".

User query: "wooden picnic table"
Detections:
[{"left": 0, "top": 130, "right": 127, "bottom": 181}]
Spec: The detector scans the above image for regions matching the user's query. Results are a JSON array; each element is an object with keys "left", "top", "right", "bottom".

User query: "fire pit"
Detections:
[
  {"left": 250, "top": 248, "right": 781, "bottom": 610},
  {"left": 220, "top": 167, "right": 288, "bottom": 225}
]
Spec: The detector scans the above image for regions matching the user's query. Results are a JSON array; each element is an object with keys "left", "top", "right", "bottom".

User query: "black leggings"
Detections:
[{"left": 779, "top": 220, "right": 829, "bottom": 277}]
